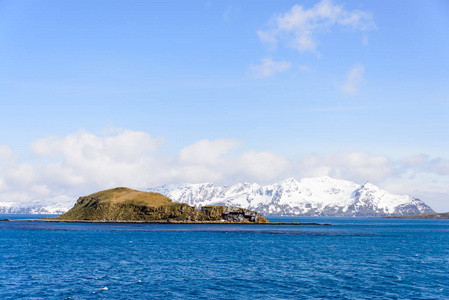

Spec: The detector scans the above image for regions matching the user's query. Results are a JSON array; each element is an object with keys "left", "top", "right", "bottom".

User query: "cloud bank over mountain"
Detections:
[{"left": 0, "top": 129, "right": 448, "bottom": 212}]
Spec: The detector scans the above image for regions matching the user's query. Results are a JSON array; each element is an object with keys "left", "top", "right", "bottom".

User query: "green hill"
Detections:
[{"left": 56, "top": 187, "right": 268, "bottom": 223}]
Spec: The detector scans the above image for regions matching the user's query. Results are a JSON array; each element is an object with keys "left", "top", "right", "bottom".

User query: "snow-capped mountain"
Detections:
[
  {"left": 0, "top": 197, "right": 76, "bottom": 214},
  {"left": 148, "top": 176, "right": 434, "bottom": 217}
]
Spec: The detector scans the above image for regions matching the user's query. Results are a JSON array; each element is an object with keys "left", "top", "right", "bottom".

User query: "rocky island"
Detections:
[{"left": 53, "top": 187, "right": 268, "bottom": 223}]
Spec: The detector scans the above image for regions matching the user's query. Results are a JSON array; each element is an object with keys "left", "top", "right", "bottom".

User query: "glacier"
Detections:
[{"left": 148, "top": 176, "right": 434, "bottom": 217}]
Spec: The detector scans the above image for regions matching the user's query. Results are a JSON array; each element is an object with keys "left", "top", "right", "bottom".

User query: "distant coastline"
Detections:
[
  {"left": 9, "top": 218, "right": 331, "bottom": 226},
  {"left": 384, "top": 212, "right": 449, "bottom": 219}
]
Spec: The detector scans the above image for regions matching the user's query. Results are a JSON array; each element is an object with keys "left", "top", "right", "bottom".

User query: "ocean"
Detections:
[{"left": 1, "top": 215, "right": 448, "bottom": 299}]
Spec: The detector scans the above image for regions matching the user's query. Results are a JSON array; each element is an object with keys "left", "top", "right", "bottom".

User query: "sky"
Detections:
[{"left": 0, "top": 0, "right": 448, "bottom": 211}]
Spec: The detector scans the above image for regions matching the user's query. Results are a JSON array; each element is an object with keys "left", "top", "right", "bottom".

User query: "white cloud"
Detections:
[
  {"left": 235, "top": 151, "right": 290, "bottom": 182},
  {"left": 295, "top": 151, "right": 392, "bottom": 183},
  {"left": 257, "top": 30, "right": 278, "bottom": 46},
  {"left": 1, "top": 129, "right": 449, "bottom": 212},
  {"left": 0, "top": 145, "right": 17, "bottom": 170},
  {"left": 342, "top": 64, "right": 365, "bottom": 95},
  {"left": 0, "top": 131, "right": 293, "bottom": 203},
  {"left": 402, "top": 155, "right": 449, "bottom": 176},
  {"left": 178, "top": 139, "right": 240, "bottom": 165},
  {"left": 8, "top": 164, "right": 36, "bottom": 186},
  {"left": 31, "top": 136, "right": 61, "bottom": 157},
  {"left": 259, "top": 0, "right": 376, "bottom": 53},
  {"left": 0, "top": 145, "right": 14, "bottom": 160},
  {"left": 29, "top": 130, "right": 165, "bottom": 192},
  {"left": 31, "top": 130, "right": 162, "bottom": 164},
  {"left": 248, "top": 57, "right": 291, "bottom": 78},
  {"left": 171, "top": 142, "right": 289, "bottom": 184},
  {"left": 0, "top": 178, "right": 6, "bottom": 192}
]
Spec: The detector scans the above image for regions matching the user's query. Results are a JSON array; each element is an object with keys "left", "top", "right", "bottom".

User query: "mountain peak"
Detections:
[
  {"left": 280, "top": 177, "right": 299, "bottom": 185},
  {"left": 360, "top": 182, "right": 379, "bottom": 190},
  {"left": 148, "top": 176, "right": 434, "bottom": 217}
]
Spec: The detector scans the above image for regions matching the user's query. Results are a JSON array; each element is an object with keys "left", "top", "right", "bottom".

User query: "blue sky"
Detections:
[{"left": 0, "top": 0, "right": 449, "bottom": 211}]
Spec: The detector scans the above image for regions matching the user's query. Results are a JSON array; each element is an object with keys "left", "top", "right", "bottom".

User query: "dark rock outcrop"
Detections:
[{"left": 201, "top": 206, "right": 267, "bottom": 223}]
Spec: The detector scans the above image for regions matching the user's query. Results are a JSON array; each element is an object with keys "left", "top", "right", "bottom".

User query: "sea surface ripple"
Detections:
[{"left": 1, "top": 215, "right": 448, "bottom": 299}]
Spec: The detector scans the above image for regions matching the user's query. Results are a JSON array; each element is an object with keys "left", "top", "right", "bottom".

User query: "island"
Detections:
[
  {"left": 384, "top": 212, "right": 449, "bottom": 219},
  {"left": 52, "top": 187, "right": 269, "bottom": 223}
]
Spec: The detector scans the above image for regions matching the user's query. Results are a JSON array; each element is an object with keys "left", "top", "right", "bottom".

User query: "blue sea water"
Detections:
[{"left": 1, "top": 215, "right": 449, "bottom": 299}]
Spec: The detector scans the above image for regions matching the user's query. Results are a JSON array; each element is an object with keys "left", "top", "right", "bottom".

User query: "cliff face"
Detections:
[
  {"left": 56, "top": 187, "right": 268, "bottom": 223},
  {"left": 201, "top": 206, "right": 266, "bottom": 223}
]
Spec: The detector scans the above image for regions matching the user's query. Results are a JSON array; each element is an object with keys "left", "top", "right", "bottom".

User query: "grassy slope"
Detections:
[
  {"left": 57, "top": 187, "right": 198, "bottom": 221},
  {"left": 83, "top": 187, "right": 173, "bottom": 206},
  {"left": 56, "top": 187, "right": 268, "bottom": 222}
]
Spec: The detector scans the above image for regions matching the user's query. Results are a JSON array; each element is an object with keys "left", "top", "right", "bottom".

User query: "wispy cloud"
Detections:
[
  {"left": 402, "top": 155, "right": 449, "bottom": 176},
  {"left": 223, "top": 5, "right": 240, "bottom": 22},
  {"left": 299, "top": 65, "right": 310, "bottom": 72},
  {"left": 342, "top": 64, "right": 365, "bottom": 95},
  {"left": 248, "top": 57, "right": 291, "bottom": 78},
  {"left": 259, "top": 0, "right": 376, "bottom": 53},
  {"left": 362, "top": 35, "right": 369, "bottom": 46},
  {"left": 223, "top": 6, "right": 232, "bottom": 21}
]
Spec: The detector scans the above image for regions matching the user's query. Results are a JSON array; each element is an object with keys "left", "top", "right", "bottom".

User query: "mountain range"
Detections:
[
  {"left": 148, "top": 176, "right": 434, "bottom": 217},
  {"left": 0, "top": 197, "right": 74, "bottom": 215},
  {"left": 0, "top": 176, "right": 435, "bottom": 216}
]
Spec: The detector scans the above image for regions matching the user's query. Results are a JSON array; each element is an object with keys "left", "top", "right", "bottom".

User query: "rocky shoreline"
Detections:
[{"left": 12, "top": 219, "right": 331, "bottom": 225}]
